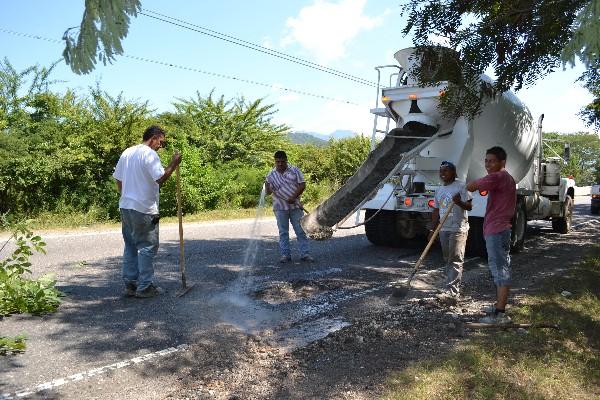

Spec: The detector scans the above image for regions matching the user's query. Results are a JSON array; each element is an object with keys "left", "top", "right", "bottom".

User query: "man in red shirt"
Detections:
[{"left": 467, "top": 146, "right": 516, "bottom": 324}]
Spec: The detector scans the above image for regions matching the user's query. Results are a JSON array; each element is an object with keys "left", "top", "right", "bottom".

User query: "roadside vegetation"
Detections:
[
  {"left": 0, "top": 59, "right": 370, "bottom": 232},
  {"left": 0, "top": 216, "right": 61, "bottom": 354},
  {"left": 383, "top": 245, "right": 600, "bottom": 400},
  {"left": 2, "top": 59, "right": 598, "bottom": 234}
]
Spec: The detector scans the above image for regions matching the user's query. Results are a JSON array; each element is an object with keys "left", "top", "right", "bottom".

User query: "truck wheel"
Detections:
[
  {"left": 591, "top": 206, "right": 599, "bottom": 215},
  {"left": 364, "top": 209, "right": 396, "bottom": 246},
  {"left": 510, "top": 200, "right": 527, "bottom": 253},
  {"left": 466, "top": 216, "right": 487, "bottom": 257},
  {"left": 552, "top": 196, "right": 573, "bottom": 234}
]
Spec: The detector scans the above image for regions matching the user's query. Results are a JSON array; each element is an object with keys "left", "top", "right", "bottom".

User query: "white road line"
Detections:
[
  {"left": 1, "top": 344, "right": 189, "bottom": 400},
  {"left": 572, "top": 218, "right": 600, "bottom": 229}
]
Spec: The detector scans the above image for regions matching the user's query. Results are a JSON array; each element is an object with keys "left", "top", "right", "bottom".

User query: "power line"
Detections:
[
  {"left": 140, "top": 8, "right": 377, "bottom": 88},
  {"left": 0, "top": 28, "right": 362, "bottom": 106}
]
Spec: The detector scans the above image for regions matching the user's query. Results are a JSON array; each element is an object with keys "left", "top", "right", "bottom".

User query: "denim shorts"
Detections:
[{"left": 485, "top": 229, "right": 511, "bottom": 286}]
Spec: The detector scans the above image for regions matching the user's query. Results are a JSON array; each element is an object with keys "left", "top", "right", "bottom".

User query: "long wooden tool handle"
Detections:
[
  {"left": 408, "top": 201, "right": 455, "bottom": 280},
  {"left": 176, "top": 164, "right": 186, "bottom": 287},
  {"left": 464, "top": 322, "right": 560, "bottom": 330}
]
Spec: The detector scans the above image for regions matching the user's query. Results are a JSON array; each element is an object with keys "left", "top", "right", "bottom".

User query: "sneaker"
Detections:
[
  {"left": 135, "top": 284, "right": 164, "bottom": 298},
  {"left": 436, "top": 291, "right": 458, "bottom": 306},
  {"left": 279, "top": 256, "right": 292, "bottom": 263},
  {"left": 123, "top": 283, "right": 137, "bottom": 297},
  {"left": 478, "top": 312, "right": 512, "bottom": 325},
  {"left": 300, "top": 255, "right": 314, "bottom": 262},
  {"left": 482, "top": 304, "right": 497, "bottom": 314}
]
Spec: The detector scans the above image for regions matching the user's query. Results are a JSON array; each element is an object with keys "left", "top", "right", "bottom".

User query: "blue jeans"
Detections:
[
  {"left": 120, "top": 208, "right": 159, "bottom": 291},
  {"left": 485, "top": 229, "right": 511, "bottom": 286},
  {"left": 274, "top": 208, "right": 310, "bottom": 258}
]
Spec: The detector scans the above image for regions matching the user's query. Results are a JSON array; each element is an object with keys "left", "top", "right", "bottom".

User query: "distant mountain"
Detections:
[
  {"left": 287, "top": 131, "right": 328, "bottom": 146},
  {"left": 289, "top": 130, "right": 360, "bottom": 144},
  {"left": 330, "top": 130, "right": 358, "bottom": 140}
]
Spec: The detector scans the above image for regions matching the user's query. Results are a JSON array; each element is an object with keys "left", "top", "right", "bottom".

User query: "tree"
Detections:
[
  {"left": 401, "top": 0, "right": 600, "bottom": 126},
  {"left": 164, "top": 91, "right": 288, "bottom": 166},
  {"left": 63, "top": 0, "right": 141, "bottom": 75},
  {"left": 544, "top": 131, "right": 600, "bottom": 184},
  {"left": 578, "top": 60, "right": 600, "bottom": 131}
]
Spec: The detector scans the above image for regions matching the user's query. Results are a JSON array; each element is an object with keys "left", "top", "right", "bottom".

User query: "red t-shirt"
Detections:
[{"left": 476, "top": 169, "right": 516, "bottom": 237}]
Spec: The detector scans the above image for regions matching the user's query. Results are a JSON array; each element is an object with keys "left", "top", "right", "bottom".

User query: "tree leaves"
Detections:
[
  {"left": 401, "top": 0, "right": 599, "bottom": 126},
  {"left": 63, "top": 0, "right": 141, "bottom": 75}
]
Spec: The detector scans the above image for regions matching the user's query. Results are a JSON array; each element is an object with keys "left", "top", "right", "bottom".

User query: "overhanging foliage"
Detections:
[{"left": 402, "top": 0, "right": 600, "bottom": 127}]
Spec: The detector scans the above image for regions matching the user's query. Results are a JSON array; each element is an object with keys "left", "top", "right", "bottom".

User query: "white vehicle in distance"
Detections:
[{"left": 592, "top": 184, "right": 600, "bottom": 215}]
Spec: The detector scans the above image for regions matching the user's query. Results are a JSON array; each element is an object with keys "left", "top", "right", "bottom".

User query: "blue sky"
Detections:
[{"left": 0, "top": 0, "right": 594, "bottom": 136}]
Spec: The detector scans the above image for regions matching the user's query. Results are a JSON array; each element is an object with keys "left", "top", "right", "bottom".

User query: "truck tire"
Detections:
[
  {"left": 510, "top": 200, "right": 527, "bottom": 253},
  {"left": 552, "top": 196, "right": 573, "bottom": 234},
  {"left": 364, "top": 209, "right": 397, "bottom": 246},
  {"left": 466, "top": 216, "right": 487, "bottom": 257},
  {"left": 591, "top": 205, "right": 599, "bottom": 215}
]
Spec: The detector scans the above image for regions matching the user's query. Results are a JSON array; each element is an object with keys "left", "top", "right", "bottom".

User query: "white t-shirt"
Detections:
[
  {"left": 433, "top": 180, "right": 472, "bottom": 232},
  {"left": 113, "top": 144, "right": 165, "bottom": 215}
]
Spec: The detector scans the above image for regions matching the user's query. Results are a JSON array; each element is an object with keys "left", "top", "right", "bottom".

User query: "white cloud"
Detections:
[
  {"left": 262, "top": 36, "right": 274, "bottom": 49},
  {"left": 281, "top": 0, "right": 385, "bottom": 64},
  {"left": 278, "top": 92, "right": 301, "bottom": 103}
]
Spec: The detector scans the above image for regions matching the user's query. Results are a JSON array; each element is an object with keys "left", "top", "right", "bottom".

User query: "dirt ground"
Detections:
[{"left": 164, "top": 217, "right": 599, "bottom": 400}]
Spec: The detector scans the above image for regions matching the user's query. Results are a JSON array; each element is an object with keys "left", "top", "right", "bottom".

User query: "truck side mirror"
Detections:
[{"left": 564, "top": 143, "right": 571, "bottom": 163}]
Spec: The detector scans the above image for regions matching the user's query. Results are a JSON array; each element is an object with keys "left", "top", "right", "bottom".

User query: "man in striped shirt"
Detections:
[{"left": 265, "top": 150, "right": 313, "bottom": 263}]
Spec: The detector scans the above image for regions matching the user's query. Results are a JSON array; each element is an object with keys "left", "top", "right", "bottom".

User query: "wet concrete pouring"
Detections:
[{"left": 1, "top": 200, "right": 599, "bottom": 399}]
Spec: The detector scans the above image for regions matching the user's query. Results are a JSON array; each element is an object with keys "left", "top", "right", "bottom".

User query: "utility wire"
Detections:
[
  {"left": 140, "top": 8, "right": 377, "bottom": 88},
  {"left": 0, "top": 28, "right": 361, "bottom": 106}
]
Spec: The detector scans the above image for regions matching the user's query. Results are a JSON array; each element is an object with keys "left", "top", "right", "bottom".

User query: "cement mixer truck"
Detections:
[{"left": 301, "top": 47, "right": 575, "bottom": 256}]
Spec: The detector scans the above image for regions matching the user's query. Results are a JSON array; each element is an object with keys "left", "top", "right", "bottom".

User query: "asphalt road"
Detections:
[{"left": 1, "top": 196, "right": 598, "bottom": 399}]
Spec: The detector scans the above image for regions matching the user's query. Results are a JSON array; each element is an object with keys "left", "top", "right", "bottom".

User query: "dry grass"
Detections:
[{"left": 1, "top": 208, "right": 276, "bottom": 234}]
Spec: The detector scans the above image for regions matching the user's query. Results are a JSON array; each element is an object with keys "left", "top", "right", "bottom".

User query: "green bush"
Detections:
[
  {"left": 0, "top": 217, "right": 61, "bottom": 316},
  {"left": 0, "top": 59, "right": 378, "bottom": 223}
]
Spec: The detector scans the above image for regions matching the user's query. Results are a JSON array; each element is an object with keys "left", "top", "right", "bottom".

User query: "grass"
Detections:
[
  {"left": 0, "top": 334, "right": 26, "bottom": 355},
  {"left": 383, "top": 246, "right": 600, "bottom": 400}
]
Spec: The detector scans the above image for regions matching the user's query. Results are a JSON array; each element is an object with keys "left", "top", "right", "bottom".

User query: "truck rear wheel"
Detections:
[
  {"left": 552, "top": 196, "right": 573, "bottom": 234},
  {"left": 364, "top": 209, "right": 397, "bottom": 246},
  {"left": 511, "top": 200, "right": 527, "bottom": 253},
  {"left": 466, "top": 216, "right": 487, "bottom": 257}
]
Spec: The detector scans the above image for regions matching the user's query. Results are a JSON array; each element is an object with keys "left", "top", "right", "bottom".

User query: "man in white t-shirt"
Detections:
[
  {"left": 113, "top": 125, "right": 182, "bottom": 298},
  {"left": 431, "top": 161, "right": 472, "bottom": 304}
]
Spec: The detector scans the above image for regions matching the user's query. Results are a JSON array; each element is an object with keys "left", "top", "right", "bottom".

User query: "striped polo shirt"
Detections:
[{"left": 266, "top": 164, "right": 305, "bottom": 211}]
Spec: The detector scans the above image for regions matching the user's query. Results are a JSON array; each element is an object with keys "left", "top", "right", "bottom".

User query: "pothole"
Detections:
[{"left": 252, "top": 279, "right": 344, "bottom": 304}]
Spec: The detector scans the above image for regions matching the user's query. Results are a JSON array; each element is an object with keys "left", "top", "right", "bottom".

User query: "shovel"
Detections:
[
  {"left": 175, "top": 164, "right": 194, "bottom": 297},
  {"left": 390, "top": 202, "right": 455, "bottom": 299}
]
